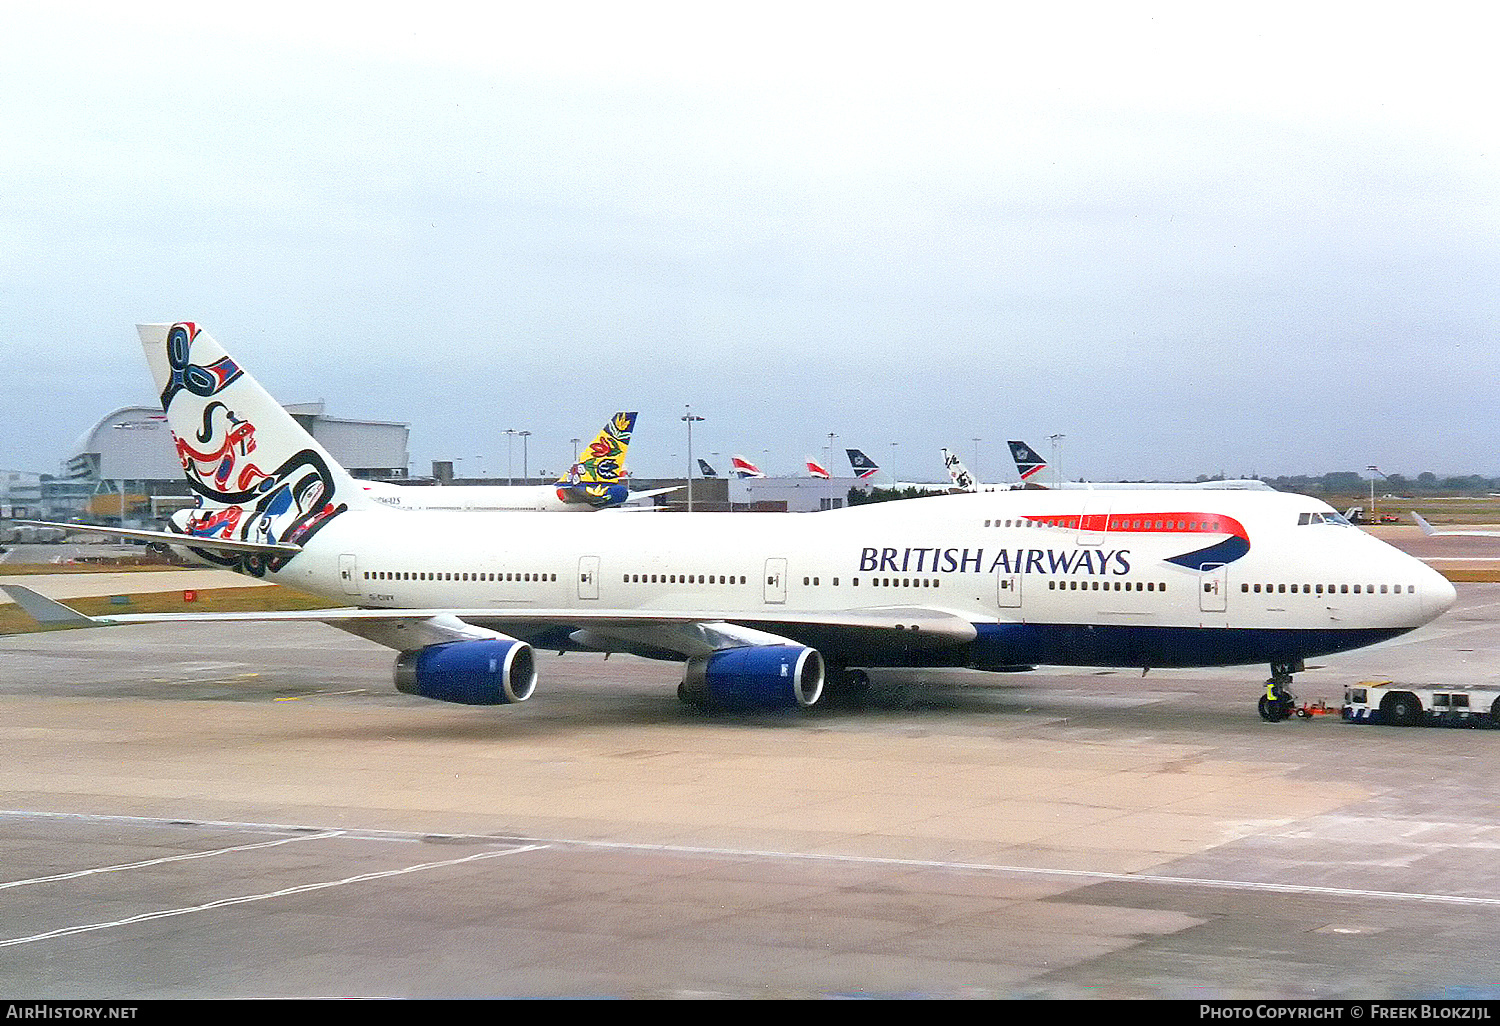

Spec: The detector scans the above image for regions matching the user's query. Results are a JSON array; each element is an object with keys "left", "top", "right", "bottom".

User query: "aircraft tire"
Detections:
[{"left": 1258, "top": 696, "right": 1284, "bottom": 722}]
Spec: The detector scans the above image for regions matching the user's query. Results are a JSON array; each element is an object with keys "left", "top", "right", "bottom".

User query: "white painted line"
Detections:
[
  {"left": 0, "top": 844, "right": 546, "bottom": 948},
  {"left": 0, "top": 831, "right": 344, "bottom": 891},
  {"left": 4, "top": 810, "right": 1499, "bottom": 911}
]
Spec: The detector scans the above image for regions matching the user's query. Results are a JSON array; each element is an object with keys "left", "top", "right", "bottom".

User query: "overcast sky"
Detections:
[{"left": 1, "top": 2, "right": 1495, "bottom": 486}]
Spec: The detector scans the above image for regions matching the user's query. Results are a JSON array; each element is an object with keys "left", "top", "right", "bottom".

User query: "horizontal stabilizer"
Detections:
[
  {"left": 1, "top": 586, "right": 107, "bottom": 627},
  {"left": 14, "top": 520, "right": 301, "bottom": 556}
]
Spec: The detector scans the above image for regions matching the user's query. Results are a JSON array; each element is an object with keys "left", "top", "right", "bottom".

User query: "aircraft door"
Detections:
[
  {"left": 1200, "top": 562, "right": 1227, "bottom": 612},
  {"left": 996, "top": 572, "right": 1022, "bottom": 608},
  {"left": 578, "top": 555, "right": 600, "bottom": 600},
  {"left": 338, "top": 554, "right": 361, "bottom": 596},
  {"left": 763, "top": 558, "right": 787, "bottom": 604},
  {"left": 1077, "top": 498, "right": 1110, "bottom": 546}
]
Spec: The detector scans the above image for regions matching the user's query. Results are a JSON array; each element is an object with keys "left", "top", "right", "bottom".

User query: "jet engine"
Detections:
[
  {"left": 679, "top": 645, "right": 825, "bottom": 710},
  {"left": 394, "top": 638, "right": 537, "bottom": 705}
]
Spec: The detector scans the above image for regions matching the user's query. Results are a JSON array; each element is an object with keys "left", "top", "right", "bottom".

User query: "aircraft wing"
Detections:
[
  {"left": 1, "top": 585, "right": 978, "bottom": 661},
  {"left": 1412, "top": 512, "right": 1500, "bottom": 538}
]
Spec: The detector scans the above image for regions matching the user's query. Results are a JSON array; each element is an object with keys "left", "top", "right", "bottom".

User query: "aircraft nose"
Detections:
[{"left": 1420, "top": 565, "right": 1458, "bottom": 622}]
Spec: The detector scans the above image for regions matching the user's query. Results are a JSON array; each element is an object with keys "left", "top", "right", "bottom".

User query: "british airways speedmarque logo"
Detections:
[{"left": 1086, "top": 512, "right": 1251, "bottom": 570}]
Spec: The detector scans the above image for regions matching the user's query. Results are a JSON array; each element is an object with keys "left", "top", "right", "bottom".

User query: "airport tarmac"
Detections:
[{"left": 3, "top": 581, "right": 1500, "bottom": 998}]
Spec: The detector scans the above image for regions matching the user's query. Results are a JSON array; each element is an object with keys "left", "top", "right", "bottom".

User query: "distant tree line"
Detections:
[
  {"left": 850, "top": 472, "right": 1500, "bottom": 506},
  {"left": 1253, "top": 472, "right": 1500, "bottom": 496}
]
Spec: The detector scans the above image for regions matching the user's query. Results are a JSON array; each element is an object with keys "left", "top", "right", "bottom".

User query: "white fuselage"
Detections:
[{"left": 259, "top": 488, "right": 1453, "bottom": 669}]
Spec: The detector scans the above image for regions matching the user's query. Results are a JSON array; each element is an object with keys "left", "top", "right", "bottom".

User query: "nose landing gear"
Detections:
[{"left": 1259, "top": 660, "right": 1305, "bottom": 722}]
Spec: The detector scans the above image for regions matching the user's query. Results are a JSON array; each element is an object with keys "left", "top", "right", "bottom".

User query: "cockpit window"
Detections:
[{"left": 1299, "top": 511, "right": 1352, "bottom": 526}]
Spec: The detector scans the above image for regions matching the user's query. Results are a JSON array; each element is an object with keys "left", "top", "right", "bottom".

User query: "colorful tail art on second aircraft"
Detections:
[
  {"left": 556, "top": 412, "right": 637, "bottom": 508},
  {"left": 805, "top": 457, "right": 830, "bottom": 479}
]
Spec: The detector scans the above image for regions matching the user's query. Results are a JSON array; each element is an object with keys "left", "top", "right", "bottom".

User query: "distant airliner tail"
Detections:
[
  {"left": 1008, "top": 440, "right": 1047, "bottom": 483},
  {"left": 555, "top": 412, "right": 637, "bottom": 508},
  {"left": 941, "top": 448, "right": 977, "bottom": 492},
  {"left": 731, "top": 455, "right": 765, "bottom": 479},
  {"left": 805, "top": 457, "right": 830, "bottom": 479},
  {"left": 697, "top": 458, "right": 719, "bottom": 478},
  {"left": 137, "top": 323, "right": 373, "bottom": 565},
  {"left": 845, "top": 448, "right": 880, "bottom": 480}
]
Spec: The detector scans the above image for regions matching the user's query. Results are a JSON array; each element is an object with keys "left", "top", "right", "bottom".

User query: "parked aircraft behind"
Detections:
[
  {"left": 1412, "top": 512, "right": 1500, "bottom": 538},
  {"left": 697, "top": 459, "right": 719, "bottom": 478},
  {"left": 844, "top": 449, "right": 951, "bottom": 493},
  {"left": 6, "top": 323, "right": 1456, "bottom": 720},
  {"left": 1007, "top": 440, "right": 1273, "bottom": 491},
  {"left": 731, "top": 455, "right": 766, "bottom": 479},
  {"left": 941, "top": 448, "right": 1021, "bottom": 494},
  {"left": 360, "top": 413, "right": 675, "bottom": 512},
  {"left": 806, "top": 458, "right": 830, "bottom": 479}
]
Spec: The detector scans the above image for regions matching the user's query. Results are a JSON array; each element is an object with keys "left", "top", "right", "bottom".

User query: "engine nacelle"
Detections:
[
  {"left": 680, "top": 645, "right": 824, "bottom": 710},
  {"left": 393, "top": 639, "right": 537, "bottom": 706}
]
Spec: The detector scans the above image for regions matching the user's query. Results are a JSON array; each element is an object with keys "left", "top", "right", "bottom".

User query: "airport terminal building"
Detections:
[{"left": 43, "top": 403, "right": 410, "bottom": 522}]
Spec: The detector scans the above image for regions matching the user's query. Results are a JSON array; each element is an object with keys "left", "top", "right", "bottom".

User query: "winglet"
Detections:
[
  {"left": 0, "top": 585, "right": 108, "bottom": 628},
  {"left": 1412, "top": 512, "right": 1438, "bottom": 536}
]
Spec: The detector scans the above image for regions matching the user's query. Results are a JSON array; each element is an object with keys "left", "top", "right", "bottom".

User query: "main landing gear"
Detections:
[{"left": 1258, "top": 660, "right": 1305, "bottom": 722}]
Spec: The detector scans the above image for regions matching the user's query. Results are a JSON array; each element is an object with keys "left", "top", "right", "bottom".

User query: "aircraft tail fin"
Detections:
[
  {"left": 697, "top": 458, "right": 718, "bottom": 478},
  {"left": 731, "top": 455, "right": 765, "bottom": 479},
  {"left": 1412, "top": 512, "right": 1438, "bottom": 536},
  {"left": 941, "top": 448, "right": 977, "bottom": 492},
  {"left": 845, "top": 448, "right": 880, "bottom": 480},
  {"left": 137, "top": 323, "right": 372, "bottom": 561},
  {"left": 805, "top": 457, "right": 830, "bottom": 479},
  {"left": 555, "top": 412, "right": 637, "bottom": 508},
  {"left": 1007, "top": 440, "right": 1047, "bottom": 482}
]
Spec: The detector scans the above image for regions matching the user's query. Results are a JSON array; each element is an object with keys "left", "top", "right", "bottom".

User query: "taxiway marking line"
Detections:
[
  {"left": 0, "top": 830, "right": 344, "bottom": 891},
  {"left": 4, "top": 810, "right": 1499, "bottom": 910},
  {"left": 0, "top": 844, "right": 546, "bottom": 948}
]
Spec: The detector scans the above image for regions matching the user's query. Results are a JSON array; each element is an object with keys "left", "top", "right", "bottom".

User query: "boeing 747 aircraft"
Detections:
[{"left": 5, "top": 324, "right": 1456, "bottom": 719}]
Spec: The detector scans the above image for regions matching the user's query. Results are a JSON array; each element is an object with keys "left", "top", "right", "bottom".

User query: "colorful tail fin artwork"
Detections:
[
  {"left": 730, "top": 455, "right": 765, "bottom": 478},
  {"left": 555, "top": 412, "right": 637, "bottom": 508},
  {"left": 138, "top": 322, "right": 374, "bottom": 572},
  {"left": 1008, "top": 440, "right": 1047, "bottom": 482},
  {"left": 697, "top": 458, "right": 719, "bottom": 478},
  {"left": 845, "top": 448, "right": 880, "bottom": 480},
  {"left": 805, "top": 457, "right": 830, "bottom": 479},
  {"left": 941, "top": 448, "right": 977, "bottom": 492}
]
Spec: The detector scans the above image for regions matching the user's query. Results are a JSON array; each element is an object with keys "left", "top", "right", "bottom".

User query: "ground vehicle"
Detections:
[{"left": 1342, "top": 680, "right": 1500, "bottom": 727}]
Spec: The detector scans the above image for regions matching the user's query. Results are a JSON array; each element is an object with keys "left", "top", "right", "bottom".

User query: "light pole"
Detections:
[
  {"left": 570, "top": 437, "right": 582, "bottom": 465},
  {"left": 890, "top": 442, "right": 899, "bottom": 487},
  {"left": 1048, "top": 433, "right": 1066, "bottom": 488},
  {"left": 504, "top": 429, "right": 516, "bottom": 485},
  {"left": 972, "top": 437, "right": 982, "bottom": 480},
  {"left": 519, "top": 431, "right": 531, "bottom": 482},
  {"left": 1367, "top": 465, "right": 1389, "bottom": 522},
  {"left": 681, "top": 406, "right": 704, "bottom": 511}
]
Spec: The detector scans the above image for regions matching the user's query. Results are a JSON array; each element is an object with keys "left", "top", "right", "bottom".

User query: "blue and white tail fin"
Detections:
[
  {"left": 139, "top": 323, "right": 374, "bottom": 557},
  {"left": 554, "top": 412, "right": 637, "bottom": 507},
  {"left": 845, "top": 448, "right": 880, "bottom": 480},
  {"left": 1007, "top": 440, "right": 1047, "bottom": 484}
]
